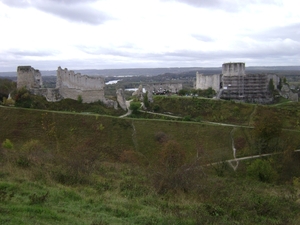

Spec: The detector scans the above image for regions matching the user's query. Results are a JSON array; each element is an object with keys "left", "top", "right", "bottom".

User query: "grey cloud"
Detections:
[
  {"left": 254, "top": 23, "right": 300, "bottom": 41},
  {"left": 78, "top": 38, "right": 299, "bottom": 66},
  {"left": 161, "top": 0, "right": 282, "bottom": 12},
  {"left": 0, "top": 0, "right": 110, "bottom": 25},
  {"left": 0, "top": 0, "right": 30, "bottom": 7},
  {"left": 7, "top": 49, "right": 57, "bottom": 57},
  {"left": 78, "top": 44, "right": 140, "bottom": 58}
]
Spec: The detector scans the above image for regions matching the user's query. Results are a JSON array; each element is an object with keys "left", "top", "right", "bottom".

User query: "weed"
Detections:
[
  {"left": 90, "top": 220, "right": 109, "bottom": 225},
  {"left": 0, "top": 190, "right": 14, "bottom": 202},
  {"left": 16, "top": 155, "right": 31, "bottom": 168},
  {"left": 120, "top": 178, "right": 151, "bottom": 199},
  {"left": 95, "top": 180, "right": 114, "bottom": 193},
  {"left": 29, "top": 191, "right": 49, "bottom": 204},
  {"left": 2, "top": 139, "right": 13, "bottom": 149}
]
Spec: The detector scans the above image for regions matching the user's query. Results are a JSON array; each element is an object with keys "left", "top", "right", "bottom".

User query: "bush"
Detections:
[
  {"left": 155, "top": 131, "right": 169, "bottom": 144},
  {"left": 247, "top": 159, "right": 277, "bottom": 183},
  {"left": 129, "top": 102, "right": 141, "bottom": 114},
  {"left": 159, "top": 140, "right": 186, "bottom": 173},
  {"left": 2, "top": 139, "right": 13, "bottom": 149},
  {"left": 15, "top": 140, "right": 49, "bottom": 168},
  {"left": 77, "top": 95, "right": 83, "bottom": 103}
]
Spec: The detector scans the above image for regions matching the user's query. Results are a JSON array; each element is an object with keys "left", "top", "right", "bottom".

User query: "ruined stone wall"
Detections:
[
  {"left": 281, "top": 84, "right": 298, "bottom": 102},
  {"left": 151, "top": 83, "right": 182, "bottom": 93},
  {"left": 30, "top": 88, "right": 62, "bottom": 102},
  {"left": 222, "top": 62, "right": 245, "bottom": 76},
  {"left": 17, "top": 66, "right": 42, "bottom": 89},
  {"left": 56, "top": 67, "right": 105, "bottom": 103},
  {"left": 195, "top": 72, "right": 221, "bottom": 92},
  {"left": 267, "top": 74, "right": 280, "bottom": 88}
]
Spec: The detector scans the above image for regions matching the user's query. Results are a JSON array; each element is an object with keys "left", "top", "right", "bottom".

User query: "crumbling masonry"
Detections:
[{"left": 17, "top": 66, "right": 119, "bottom": 108}]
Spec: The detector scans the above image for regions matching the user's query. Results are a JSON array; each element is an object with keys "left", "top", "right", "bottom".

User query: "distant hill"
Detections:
[{"left": 1, "top": 66, "right": 299, "bottom": 77}]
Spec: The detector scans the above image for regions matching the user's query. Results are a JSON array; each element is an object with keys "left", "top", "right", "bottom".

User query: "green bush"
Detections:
[
  {"left": 247, "top": 159, "right": 277, "bottom": 183},
  {"left": 2, "top": 139, "right": 13, "bottom": 149},
  {"left": 77, "top": 95, "right": 83, "bottom": 103},
  {"left": 129, "top": 102, "right": 141, "bottom": 114}
]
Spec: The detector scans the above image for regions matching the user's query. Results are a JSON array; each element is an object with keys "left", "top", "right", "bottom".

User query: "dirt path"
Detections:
[
  {"left": 208, "top": 149, "right": 300, "bottom": 167},
  {"left": 119, "top": 100, "right": 133, "bottom": 118},
  {"left": 248, "top": 104, "right": 257, "bottom": 126},
  {"left": 228, "top": 128, "right": 239, "bottom": 171}
]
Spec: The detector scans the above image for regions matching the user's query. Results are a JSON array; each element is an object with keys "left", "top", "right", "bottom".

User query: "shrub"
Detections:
[
  {"left": 159, "top": 140, "right": 186, "bottom": 173},
  {"left": 129, "top": 102, "right": 141, "bottom": 114},
  {"left": 155, "top": 131, "right": 169, "bottom": 144},
  {"left": 247, "top": 159, "right": 277, "bottom": 183},
  {"left": 183, "top": 115, "right": 191, "bottom": 121},
  {"left": 119, "top": 150, "right": 140, "bottom": 165},
  {"left": 77, "top": 95, "right": 83, "bottom": 103},
  {"left": 153, "top": 104, "right": 160, "bottom": 112},
  {"left": 2, "top": 139, "right": 13, "bottom": 149},
  {"left": 15, "top": 140, "right": 48, "bottom": 168}
]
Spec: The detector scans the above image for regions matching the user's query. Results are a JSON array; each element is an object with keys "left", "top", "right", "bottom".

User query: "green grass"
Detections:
[
  {"left": 1, "top": 98, "right": 300, "bottom": 224},
  {"left": 1, "top": 162, "right": 300, "bottom": 225}
]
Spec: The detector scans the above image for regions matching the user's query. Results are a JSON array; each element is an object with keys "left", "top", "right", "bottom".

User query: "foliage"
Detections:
[
  {"left": 143, "top": 91, "right": 150, "bottom": 108},
  {"left": 268, "top": 78, "right": 275, "bottom": 92},
  {"left": 0, "top": 78, "right": 16, "bottom": 101},
  {"left": 253, "top": 108, "right": 282, "bottom": 154},
  {"left": 155, "top": 131, "right": 169, "bottom": 144},
  {"left": 194, "top": 87, "right": 216, "bottom": 98},
  {"left": 129, "top": 101, "right": 141, "bottom": 114},
  {"left": 2, "top": 139, "right": 13, "bottom": 149},
  {"left": 16, "top": 140, "right": 48, "bottom": 168},
  {"left": 152, "top": 96, "right": 256, "bottom": 125},
  {"left": 178, "top": 89, "right": 189, "bottom": 96},
  {"left": 12, "top": 88, "right": 123, "bottom": 116},
  {"left": 77, "top": 95, "right": 83, "bottom": 103},
  {"left": 277, "top": 77, "right": 283, "bottom": 90},
  {"left": 247, "top": 159, "right": 277, "bottom": 183},
  {"left": 159, "top": 140, "right": 186, "bottom": 173},
  {"left": 2, "top": 97, "right": 15, "bottom": 106},
  {"left": 14, "top": 87, "right": 33, "bottom": 108}
]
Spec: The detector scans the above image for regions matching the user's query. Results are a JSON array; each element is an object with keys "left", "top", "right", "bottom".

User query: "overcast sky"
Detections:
[{"left": 0, "top": 0, "right": 299, "bottom": 72}]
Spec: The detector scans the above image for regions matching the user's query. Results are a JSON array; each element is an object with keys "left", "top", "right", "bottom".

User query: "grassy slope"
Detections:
[
  {"left": 1, "top": 100, "right": 300, "bottom": 224},
  {"left": 151, "top": 96, "right": 300, "bottom": 129},
  {"left": 0, "top": 107, "right": 237, "bottom": 163}
]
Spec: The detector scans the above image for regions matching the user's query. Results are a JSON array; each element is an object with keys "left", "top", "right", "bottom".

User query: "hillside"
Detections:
[{"left": 1, "top": 100, "right": 300, "bottom": 224}]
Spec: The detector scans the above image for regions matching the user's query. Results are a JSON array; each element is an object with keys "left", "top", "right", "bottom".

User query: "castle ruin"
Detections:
[
  {"left": 195, "top": 62, "right": 292, "bottom": 103},
  {"left": 17, "top": 66, "right": 43, "bottom": 89},
  {"left": 17, "top": 66, "right": 119, "bottom": 108},
  {"left": 56, "top": 66, "right": 105, "bottom": 103}
]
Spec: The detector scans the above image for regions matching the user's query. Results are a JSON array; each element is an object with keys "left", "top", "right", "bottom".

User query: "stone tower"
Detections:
[
  {"left": 222, "top": 62, "right": 245, "bottom": 76},
  {"left": 17, "top": 66, "right": 42, "bottom": 89}
]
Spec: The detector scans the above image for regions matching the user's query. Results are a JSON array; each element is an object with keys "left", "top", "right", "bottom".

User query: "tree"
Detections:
[
  {"left": 277, "top": 78, "right": 283, "bottom": 90},
  {"left": 247, "top": 159, "right": 277, "bottom": 183},
  {"left": 77, "top": 95, "right": 83, "bottom": 103},
  {"left": 0, "top": 78, "right": 16, "bottom": 101},
  {"left": 253, "top": 109, "right": 282, "bottom": 154},
  {"left": 178, "top": 89, "right": 189, "bottom": 96},
  {"left": 268, "top": 78, "right": 275, "bottom": 92},
  {"left": 129, "top": 101, "right": 141, "bottom": 114},
  {"left": 143, "top": 91, "right": 150, "bottom": 108}
]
